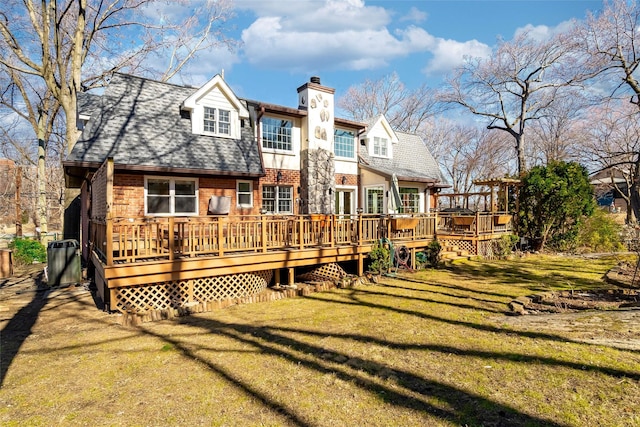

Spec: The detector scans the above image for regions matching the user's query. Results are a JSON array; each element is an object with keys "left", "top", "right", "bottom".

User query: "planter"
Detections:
[
  {"left": 493, "top": 214, "right": 512, "bottom": 225},
  {"left": 452, "top": 216, "right": 475, "bottom": 226},
  {"left": 310, "top": 214, "right": 328, "bottom": 226},
  {"left": 391, "top": 217, "right": 419, "bottom": 231}
]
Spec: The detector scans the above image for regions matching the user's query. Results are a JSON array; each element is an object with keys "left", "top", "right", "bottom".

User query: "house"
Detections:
[
  {"left": 65, "top": 73, "right": 445, "bottom": 256},
  {"left": 62, "top": 73, "right": 508, "bottom": 316},
  {"left": 589, "top": 168, "right": 628, "bottom": 214}
]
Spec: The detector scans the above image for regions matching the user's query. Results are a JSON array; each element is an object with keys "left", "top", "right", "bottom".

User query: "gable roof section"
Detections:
[
  {"left": 65, "top": 73, "right": 264, "bottom": 177},
  {"left": 77, "top": 92, "right": 103, "bottom": 121},
  {"left": 363, "top": 114, "right": 399, "bottom": 143},
  {"left": 181, "top": 74, "right": 249, "bottom": 118},
  {"left": 359, "top": 130, "right": 444, "bottom": 184}
]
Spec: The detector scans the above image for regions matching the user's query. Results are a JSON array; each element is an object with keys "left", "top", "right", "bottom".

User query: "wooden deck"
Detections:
[{"left": 88, "top": 212, "right": 513, "bottom": 313}]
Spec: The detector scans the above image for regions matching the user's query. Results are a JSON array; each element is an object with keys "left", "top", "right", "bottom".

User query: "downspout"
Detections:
[
  {"left": 356, "top": 127, "right": 367, "bottom": 213},
  {"left": 256, "top": 106, "right": 266, "bottom": 215}
]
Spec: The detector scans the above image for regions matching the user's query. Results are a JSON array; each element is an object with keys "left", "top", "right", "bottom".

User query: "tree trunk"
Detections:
[
  {"left": 630, "top": 181, "right": 640, "bottom": 224},
  {"left": 515, "top": 133, "right": 526, "bottom": 176},
  {"left": 37, "top": 118, "right": 48, "bottom": 245}
]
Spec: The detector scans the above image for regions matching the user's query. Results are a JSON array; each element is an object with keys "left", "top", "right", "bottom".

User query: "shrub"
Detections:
[
  {"left": 518, "top": 161, "right": 595, "bottom": 251},
  {"left": 368, "top": 240, "right": 391, "bottom": 274},
  {"left": 9, "top": 238, "right": 47, "bottom": 265},
  {"left": 575, "top": 208, "right": 624, "bottom": 253},
  {"left": 495, "top": 234, "right": 519, "bottom": 259},
  {"left": 424, "top": 239, "right": 442, "bottom": 268}
]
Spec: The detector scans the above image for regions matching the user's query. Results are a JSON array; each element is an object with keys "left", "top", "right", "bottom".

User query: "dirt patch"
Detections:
[
  {"left": 499, "top": 259, "right": 640, "bottom": 351},
  {"left": 506, "top": 259, "right": 640, "bottom": 315},
  {"left": 509, "top": 289, "right": 640, "bottom": 314}
]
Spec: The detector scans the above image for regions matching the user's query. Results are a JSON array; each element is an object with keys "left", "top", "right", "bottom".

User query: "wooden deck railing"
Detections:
[{"left": 89, "top": 212, "right": 512, "bottom": 266}]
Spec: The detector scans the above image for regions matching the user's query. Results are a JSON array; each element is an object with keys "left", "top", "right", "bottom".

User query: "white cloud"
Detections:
[
  {"left": 422, "top": 38, "right": 491, "bottom": 75},
  {"left": 239, "top": 1, "right": 436, "bottom": 72},
  {"left": 513, "top": 19, "right": 577, "bottom": 41},
  {"left": 179, "top": 45, "right": 242, "bottom": 86},
  {"left": 237, "top": 0, "right": 492, "bottom": 78},
  {"left": 400, "top": 6, "right": 428, "bottom": 23}
]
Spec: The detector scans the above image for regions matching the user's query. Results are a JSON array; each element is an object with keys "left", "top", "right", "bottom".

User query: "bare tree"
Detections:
[
  {"left": 338, "top": 72, "right": 442, "bottom": 134},
  {"left": 441, "top": 30, "right": 586, "bottom": 175},
  {"left": 0, "top": 0, "right": 236, "bottom": 240},
  {"left": 583, "top": 101, "right": 640, "bottom": 223},
  {"left": 423, "top": 118, "right": 513, "bottom": 195},
  {"left": 580, "top": 0, "right": 640, "bottom": 222},
  {"left": 581, "top": 0, "right": 640, "bottom": 107},
  {"left": 526, "top": 89, "right": 588, "bottom": 167}
]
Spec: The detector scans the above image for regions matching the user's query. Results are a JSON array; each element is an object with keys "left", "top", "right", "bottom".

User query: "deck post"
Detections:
[
  {"left": 287, "top": 267, "right": 295, "bottom": 286},
  {"left": 168, "top": 217, "right": 175, "bottom": 261},
  {"left": 357, "top": 214, "right": 363, "bottom": 246},
  {"left": 475, "top": 211, "right": 480, "bottom": 237},
  {"left": 329, "top": 215, "right": 335, "bottom": 248},
  {"left": 217, "top": 217, "right": 224, "bottom": 256},
  {"left": 105, "top": 217, "right": 113, "bottom": 266},
  {"left": 188, "top": 279, "right": 194, "bottom": 303},
  {"left": 358, "top": 253, "right": 364, "bottom": 276},
  {"left": 298, "top": 216, "right": 304, "bottom": 250},
  {"left": 261, "top": 215, "right": 268, "bottom": 253},
  {"left": 275, "top": 269, "right": 281, "bottom": 286},
  {"left": 386, "top": 215, "right": 391, "bottom": 239}
]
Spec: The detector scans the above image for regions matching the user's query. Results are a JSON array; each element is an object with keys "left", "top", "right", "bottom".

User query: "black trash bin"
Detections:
[{"left": 47, "top": 239, "right": 81, "bottom": 286}]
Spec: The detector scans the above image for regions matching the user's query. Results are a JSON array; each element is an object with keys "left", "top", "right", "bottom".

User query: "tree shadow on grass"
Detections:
[
  {"left": 393, "top": 274, "right": 520, "bottom": 299},
  {"left": 381, "top": 281, "right": 511, "bottom": 307},
  {"left": 0, "top": 272, "right": 48, "bottom": 387},
  {"left": 443, "top": 261, "right": 611, "bottom": 291},
  {"left": 306, "top": 286, "right": 640, "bottom": 355},
  {"left": 139, "top": 316, "right": 567, "bottom": 427},
  {"left": 348, "top": 286, "right": 506, "bottom": 313}
]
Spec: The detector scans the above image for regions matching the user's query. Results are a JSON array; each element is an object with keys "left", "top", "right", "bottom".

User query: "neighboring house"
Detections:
[
  {"left": 64, "top": 73, "right": 446, "bottom": 259},
  {"left": 589, "top": 168, "right": 628, "bottom": 213}
]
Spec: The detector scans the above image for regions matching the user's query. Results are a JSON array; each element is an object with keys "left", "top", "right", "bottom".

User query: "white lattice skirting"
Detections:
[{"left": 114, "top": 270, "right": 273, "bottom": 313}]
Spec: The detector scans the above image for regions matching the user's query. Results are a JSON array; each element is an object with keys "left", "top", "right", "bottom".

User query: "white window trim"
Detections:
[
  {"left": 236, "top": 180, "right": 254, "bottom": 208},
  {"left": 334, "top": 128, "right": 356, "bottom": 160},
  {"left": 262, "top": 185, "right": 294, "bottom": 214},
  {"left": 202, "top": 107, "right": 231, "bottom": 137},
  {"left": 372, "top": 136, "right": 389, "bottom": 158},
  {"left": 260, "top": 116, "right": 294, "bottom": 153},
  {"left": 365, "top": 185, "right": 384, "bottom": 214},
  {"left": 144, "top": 176, "right": 199, "bottom": 216}
]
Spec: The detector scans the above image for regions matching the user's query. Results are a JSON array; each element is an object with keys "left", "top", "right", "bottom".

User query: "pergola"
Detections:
[{"left": 436, "top": 178, "right": 521, "bottom": 213}]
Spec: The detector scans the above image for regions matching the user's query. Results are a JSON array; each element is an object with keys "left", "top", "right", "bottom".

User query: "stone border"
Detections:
[{"left": 508, "top": 289, "right": 640, "bottom": 315}]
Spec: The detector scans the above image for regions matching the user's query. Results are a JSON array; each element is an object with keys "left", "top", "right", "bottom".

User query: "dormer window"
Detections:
[
  {"left": 373, "top": 136, "right": 388, "bottom": 157},
  {"left": 203, "top": 107, "right": 231, "bottom": 135}
]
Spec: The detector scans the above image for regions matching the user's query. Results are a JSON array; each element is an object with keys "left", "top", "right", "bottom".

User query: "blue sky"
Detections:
[
  {"left": 0, "top": 1, "right": 606, "bottom": 134},
  {"left": 171, "top": 1, "right": 603, "bottom": 110}
]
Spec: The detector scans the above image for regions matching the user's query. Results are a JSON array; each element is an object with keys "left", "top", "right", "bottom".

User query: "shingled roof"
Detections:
[
  {"left": 359, "top": 129, "right": 444, "bottom": 183},
  {"left": 66, "top": 73, "right": 264, "bottom": 177}
]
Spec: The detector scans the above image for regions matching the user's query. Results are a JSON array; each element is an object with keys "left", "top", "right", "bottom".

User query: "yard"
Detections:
[{"left": 1, "top": 254, "right": 639, "bottom": 426}]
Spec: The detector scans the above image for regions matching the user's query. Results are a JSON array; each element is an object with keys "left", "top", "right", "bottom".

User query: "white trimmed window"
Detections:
[
  {"left": 262, "top": 117, "right": 292, "bottom": 151},
  {"left": 334, "top": 129, "right": 355, "bottom": 159},
  {"left": 262, "top": 186, "right": 293, "bottom": 214},
  {"left": 203, "top": 107, "right": 231, "bottom": 136},
  {"left": 399, "top": 188, "right": 420, "bottom": 213},
  {"left": 373, "top": 136, "right": 388, "bottom": 157},
  {"left": 366, "top": 187, "right": 384, "bottom": 214},
  {"left": 237, "top": 181, "right": 253, "bottom": 208},
  {"left": 145, "top": 177, "right": 198, "bottom": 215}
]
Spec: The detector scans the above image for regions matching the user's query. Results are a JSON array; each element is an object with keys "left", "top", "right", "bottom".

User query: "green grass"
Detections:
[{"left": 1, "top": 254, "right": 639, "bottom": 426}]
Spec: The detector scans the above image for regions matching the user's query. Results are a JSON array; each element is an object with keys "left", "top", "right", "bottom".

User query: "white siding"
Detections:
[{"left": 192, "top": 86, "right": 241, "bottom": 139}]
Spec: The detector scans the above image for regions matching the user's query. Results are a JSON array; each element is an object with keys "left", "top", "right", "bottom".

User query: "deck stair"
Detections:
[{"left": 440, "top": 244, "right": 471, "bottom": 262}]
